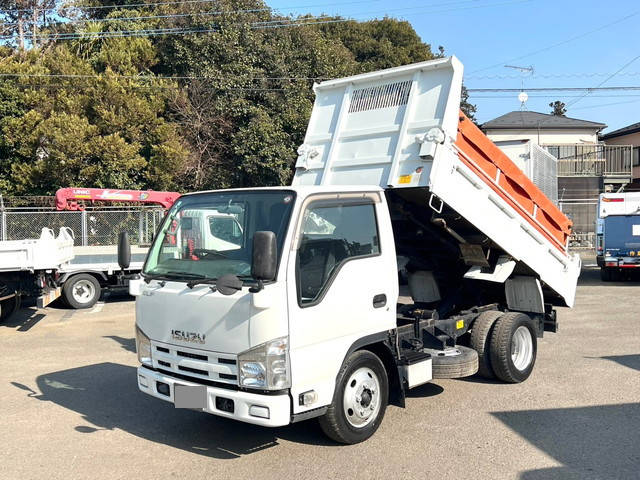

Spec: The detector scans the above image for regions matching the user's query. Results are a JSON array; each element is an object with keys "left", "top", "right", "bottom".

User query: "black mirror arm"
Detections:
[{"left": 249, "top": 279, "right": 264, "bottom": 293}]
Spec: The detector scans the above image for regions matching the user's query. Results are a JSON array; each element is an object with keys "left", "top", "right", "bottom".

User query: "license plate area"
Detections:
[{"left": 174, "top": 384, "right": 207, "bottom": 409}]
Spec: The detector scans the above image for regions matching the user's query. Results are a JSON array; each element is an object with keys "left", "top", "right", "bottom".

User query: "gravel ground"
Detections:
[{"left": 1, "top": 261, "right": 638, "bottom": 480}]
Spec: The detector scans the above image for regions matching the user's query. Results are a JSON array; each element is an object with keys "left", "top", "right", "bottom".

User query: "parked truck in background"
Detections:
[
  {"left": 0, "top": 228, "right": 74, "bottom": 321},
  {"left": 131, "top": 57, "right": 581, "bottom": 444},
  {"left": 0, "top": 188, "right": 180, "bottom": 322},
  {"left": 596, "top": 192, "right": 640, "bottom": 281}
]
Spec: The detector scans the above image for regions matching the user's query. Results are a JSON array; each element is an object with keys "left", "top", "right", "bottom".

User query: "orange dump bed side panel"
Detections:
[{"left": 454, "top": 112, "right": 572, "bottom": 252}]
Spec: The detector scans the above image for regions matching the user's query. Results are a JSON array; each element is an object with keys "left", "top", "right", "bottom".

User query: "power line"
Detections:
[
  {"left": 0, "top": 0, "right": 377, "bottom": 26},
  {"left": 565, "top": 53, "right": 640, "bottom": 109},
  {"left": 469, "top": 10, "right": 640, "bottom": 74},
  {"left": 469, "top": 95, "right": 640, "bottom": 98},
  {"left": 0, "top": 0, "right": 370, "bottom": 15},
  {"left": 0, "top": 0, "right": 532, "bottom": 41},
  {"left": 0, "top": 72, "right": 329, "bottom": 81},
  {"left": 467, "top": 86, "right": 640, "bottom": 92},
  {"left": 466, "top": 71, "right": 640, "bottom": 80}
]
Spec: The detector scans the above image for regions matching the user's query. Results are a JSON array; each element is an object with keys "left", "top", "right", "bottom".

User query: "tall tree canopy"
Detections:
[{"left": 0, "top": 0, "right": 476, "bottom": 195}]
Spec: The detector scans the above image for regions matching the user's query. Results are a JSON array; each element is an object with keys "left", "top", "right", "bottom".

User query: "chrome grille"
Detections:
[{"left": 151, "top": 341, "right": 238, "bottom": 385}]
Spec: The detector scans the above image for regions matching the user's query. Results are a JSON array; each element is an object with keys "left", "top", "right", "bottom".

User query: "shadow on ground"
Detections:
[
  {"left": 103, "top": 336, "right": 136, "bottom": 353},
  {"left": 11, "top": 362, "right": 336, "bottom": 459},
  {"left": 0, "top": 306, "right": 46, "bottom": 331},
  {"left": 578, "top": 266, "right": 640, "bottom": 287},
  {"left": 492, "top": 403, "right": 640, "bottom": 479},
  {"left": 588, "top": 354, "right": 640, "bottom": 372}
]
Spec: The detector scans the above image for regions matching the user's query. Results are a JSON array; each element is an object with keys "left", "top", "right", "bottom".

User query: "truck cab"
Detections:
[
  {"left": 132, "top": 57, "right": 581, "bottom": 444},
  {"left": 597, "top": 192, "right": 640, "bottom": 281}
]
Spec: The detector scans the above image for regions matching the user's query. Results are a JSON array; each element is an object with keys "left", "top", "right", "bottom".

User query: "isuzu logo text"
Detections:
[{"left": 171, "top": 329, "right": 206, "bottom": 344}]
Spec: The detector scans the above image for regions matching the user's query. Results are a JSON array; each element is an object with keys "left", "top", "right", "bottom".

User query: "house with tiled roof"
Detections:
[{"left": 482, "top": 111, "right": 606, "bottom": 145}]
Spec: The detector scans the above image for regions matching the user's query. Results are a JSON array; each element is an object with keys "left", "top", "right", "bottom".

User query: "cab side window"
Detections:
[{"left": 297, "top": 202, "right": 380, "bottom": 305}]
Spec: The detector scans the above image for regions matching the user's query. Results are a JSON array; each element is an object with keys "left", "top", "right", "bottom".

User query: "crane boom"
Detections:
[{"left": 55, "top": 188, "right": 181, "bottom": 211}]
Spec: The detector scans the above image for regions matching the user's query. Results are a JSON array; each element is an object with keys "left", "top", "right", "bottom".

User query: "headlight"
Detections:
[
  {"left": 135, "top": 325, "right": 152, "bottom": 366},
  {"left": 238, "top": 336, "right": 290, "bottom": 390}
]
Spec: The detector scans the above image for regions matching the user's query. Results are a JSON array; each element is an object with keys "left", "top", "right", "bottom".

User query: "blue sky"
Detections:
[{"left": 266, "top": 0, "right": 640, "bottom": 133}]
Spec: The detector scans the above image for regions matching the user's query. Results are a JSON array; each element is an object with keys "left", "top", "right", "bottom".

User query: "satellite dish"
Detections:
[{"left": 518, "top": 91, "right": 529, "bottom": 103}]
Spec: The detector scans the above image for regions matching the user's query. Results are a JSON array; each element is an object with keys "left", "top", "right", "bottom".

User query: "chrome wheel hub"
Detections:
[{"left": 343, "top": 367, "right": 381, "bottom": 428}]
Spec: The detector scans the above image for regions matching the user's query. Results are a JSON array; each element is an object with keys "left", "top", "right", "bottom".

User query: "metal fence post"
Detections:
[
  {"left": 139, "top": 210, "right": 145, "bottom": 245},
  {"left": 1, "top": 210, "right": 5, "bottom": 241},
  {"left": 81, "top": 210, "right": 88, "bottom": 246}
]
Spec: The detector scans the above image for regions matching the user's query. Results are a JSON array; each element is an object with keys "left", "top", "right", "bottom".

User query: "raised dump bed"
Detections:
[{"left": 293, "top": 56, "right": 580, "bottom": 307}]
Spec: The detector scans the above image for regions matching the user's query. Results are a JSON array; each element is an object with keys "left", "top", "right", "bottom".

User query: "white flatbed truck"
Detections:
[
  {"left": 0, "top": 227, "right": 74, "bottom": 320},
  {"left": 131, "top": 57, "right": 581, "bottom": 443}
]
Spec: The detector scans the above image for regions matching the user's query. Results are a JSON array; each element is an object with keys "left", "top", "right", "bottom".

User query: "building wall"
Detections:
[
  {"left": 484, "top": 129, "right": 599, "bottom": 145},
  {"left": 603, "top": 131, "right": 640, "bottom": 146}
]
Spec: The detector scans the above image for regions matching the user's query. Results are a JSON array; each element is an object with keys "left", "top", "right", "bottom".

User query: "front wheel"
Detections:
[
  {"left": 319, "top": 350, "right": 388, "bottom": 444},
  {"left": 63, "top": 274, "right": 101, "bottom": 309}
]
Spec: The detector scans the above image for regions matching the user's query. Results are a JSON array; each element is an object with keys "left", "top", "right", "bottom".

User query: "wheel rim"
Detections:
[
  {"left": 72, "top": 280, "right": 95, "bottom": 304},
  {"left": 342, "top": 367, "right": 381, "bottom": 429},
  {"left": 511, "top": 325, "right": 533, "bottom": 371}
]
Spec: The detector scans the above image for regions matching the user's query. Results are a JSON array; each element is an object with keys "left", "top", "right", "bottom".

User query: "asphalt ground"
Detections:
[{"left": 1, "top": 260, "right": 638, "bottom": 480}]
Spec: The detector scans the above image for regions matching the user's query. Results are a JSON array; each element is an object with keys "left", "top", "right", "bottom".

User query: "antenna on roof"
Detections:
[{"left": 505, "top": 65, "right": 534, "bottom": 110}]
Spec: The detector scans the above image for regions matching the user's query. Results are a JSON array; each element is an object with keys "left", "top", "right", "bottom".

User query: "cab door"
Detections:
[{"left": 286, "top": 192, "right": 398, "bottom": 414}]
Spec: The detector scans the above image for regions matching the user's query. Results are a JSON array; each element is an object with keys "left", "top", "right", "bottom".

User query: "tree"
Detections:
[
  {"left": 549, "top": 100, "right": 567, "bottom": 116},
  {"left": 0, "top": 0, "right": 467, "bottom": 194}
]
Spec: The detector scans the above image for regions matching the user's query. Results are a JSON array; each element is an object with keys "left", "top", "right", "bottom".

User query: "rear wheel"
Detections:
[
  {"left": 319, "top": 350, "right": 388, "bottom": 444},
  {"left": 600, "top": 267, "right": 612, "bottom": 282},
  {"left": 489, "top": 312, "right": 537, "bottom": 383},
  {"left": 63, "top": 274, "right": 101, "bottom": 309},
  {"left": 0, "top": 293, "right": 21, "bottom": 322},
  {"left": 469, "top": 310, "right": 503, "bottom": 379}
]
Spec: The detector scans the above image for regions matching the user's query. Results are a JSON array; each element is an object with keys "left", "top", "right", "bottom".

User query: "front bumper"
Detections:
[{"left": 137, "top": 366, "right": 291, "bottom": 427}]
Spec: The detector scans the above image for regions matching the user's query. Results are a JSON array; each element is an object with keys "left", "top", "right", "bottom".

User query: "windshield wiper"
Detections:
[
  {"left": 185, "top": 276, "right": 218, "bottom": 289},
  {"left": 143, "top": 271, "right": 206, "bottom": 284}
]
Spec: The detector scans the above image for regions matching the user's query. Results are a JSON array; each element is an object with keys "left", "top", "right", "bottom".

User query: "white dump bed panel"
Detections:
[
  {"left": 293, "top": 57, "right": 581, "bottom": 307},
  {"left": 293, "top": 57, "right": 463, "bottom": 188},
  {"left": 0, "top": 227, "right": 74, "bottom": 272}
]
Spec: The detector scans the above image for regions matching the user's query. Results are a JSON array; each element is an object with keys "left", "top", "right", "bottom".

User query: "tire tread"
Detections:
[
  {"left": 469, "top": 310, "right": 502, "bottom": 379},
  {"left": 489, "top": 312, "right": 536, "bottom": 383}
]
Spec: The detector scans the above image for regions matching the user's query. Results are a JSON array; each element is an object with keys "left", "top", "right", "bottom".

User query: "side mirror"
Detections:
[
  {"left": 251, "top": 231, "right": 277, "bottom": 281},
  {"left": 118, "top": 232, "right": 131, "bottom": 270}
]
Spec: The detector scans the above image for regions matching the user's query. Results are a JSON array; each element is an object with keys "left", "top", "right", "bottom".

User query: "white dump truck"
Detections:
[{"left": 131, "top": 57, "right": 581, "bottom": 444}]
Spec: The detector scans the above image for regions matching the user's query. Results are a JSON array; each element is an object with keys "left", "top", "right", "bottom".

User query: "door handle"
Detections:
[{"left": 372, "top": 294, "right": 387, "bottom": 309}]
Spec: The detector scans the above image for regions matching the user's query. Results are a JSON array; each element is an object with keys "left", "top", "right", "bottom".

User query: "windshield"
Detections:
[{"left": 144, "top": 190, "right": 296, "bottom": 281}]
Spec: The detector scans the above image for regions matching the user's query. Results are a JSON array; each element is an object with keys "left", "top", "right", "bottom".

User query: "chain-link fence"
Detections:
[{"left": 0, "top": 208, "right": 164, "bottom": 246}]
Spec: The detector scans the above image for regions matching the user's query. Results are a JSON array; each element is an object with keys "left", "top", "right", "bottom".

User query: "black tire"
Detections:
[
  {"left": 431, "top": 346, "right": 479, "bottom": 379},
  {"left": 0, "top": 294, "right": 21, "bottom": 322},
  {"left": 319, "top": 350, "right": 389, "bottom": 444},
  {"left": 62, "top": 274, "right": 101, "bottom": 309},
  {"left": 600, "top": 268, "right": 612, "bottom": 282},
  {"left": 489, "top": 312, "right": 537, "bottom": 383},
  {"left": 469, "top": 310, "right": 503, "bottom": 379}
]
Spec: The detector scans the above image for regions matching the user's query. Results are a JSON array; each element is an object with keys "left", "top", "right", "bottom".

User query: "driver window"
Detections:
[{"left": 297, "top": 201, "right": 379, "bottom": 305}]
